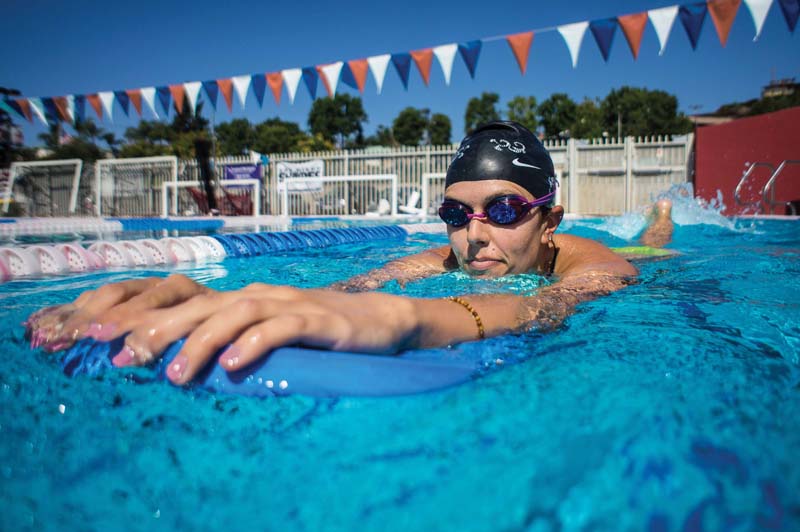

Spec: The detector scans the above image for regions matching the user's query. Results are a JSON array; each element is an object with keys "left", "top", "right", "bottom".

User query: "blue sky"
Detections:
[{"left": 2, "top": 0, "right": 797, "bottom": 146}]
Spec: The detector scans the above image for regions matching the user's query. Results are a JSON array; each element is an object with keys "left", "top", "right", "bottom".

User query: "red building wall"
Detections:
[{"left": 694, "top": 106, "right": 800, "bottom": 215}]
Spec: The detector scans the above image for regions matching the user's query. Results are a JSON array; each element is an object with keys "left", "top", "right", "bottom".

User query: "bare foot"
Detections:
[{"left": 654, "top": 198, "right": 672, "bottom": 220}]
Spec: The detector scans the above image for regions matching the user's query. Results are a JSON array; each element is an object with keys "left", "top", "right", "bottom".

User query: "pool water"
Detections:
[{"left": 0, "top": 199, "right": 798, "bottom": 530}]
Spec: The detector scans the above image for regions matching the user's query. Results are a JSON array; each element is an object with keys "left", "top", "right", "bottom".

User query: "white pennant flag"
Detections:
[
  {"left": 98, "top": 91, "right": 115, "bottom": 122},
  {"left": 65, "top": 95, "right": 75, "bottom": 123},
  {"left": 648, "top": 6, "right": 679, "bottom": 55},
  {"left": 232, "top": 75, "right": 251, "bottom": 109},
  {"left": 28, "top": 98, "right": 48, "bottom": 125},
  {"left": 744, "top": 0, "right": 773, "bottom": 41},
  {"left": 558, "top": 22, "right": 589, "bottom": 68},
  {"left": 282, "top": 69, "right": 302, "bottom": 104},
  {"left": 184, "top": 81, "right": 202, "bottom": 113},
  {"left": 141, "top": 87, "right": 158, "bottom": 118},
  {"left": 320, "top": 62, "right": 344, "bottom": 96},
  {"left": 433, "top": 44, "right": 458, "bottom": 85},
  {"left": 367, "top": 54, "right": 391, "bottom": 94}
]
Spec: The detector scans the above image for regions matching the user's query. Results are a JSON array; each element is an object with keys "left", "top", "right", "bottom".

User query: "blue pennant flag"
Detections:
[
  {"left": 41, "top": 97, "right": 59, "bottom": 123},
  {"left": 0, "top": 99, "right": 17, "bottom": 118},
  {"left": 202, "top": 80, "right": 219, "bottom": 111},
  {"left": 5, "top": 99, "right": 25, "bottom": 120},
  {"left": 156, "top": 87, "right": 172, "bottom": 116},
  {"left": 458, "top": 40, "right": 482, "bottom": 78},
  {"left": 340, "top": 62, "right": 358, "bottom": 91},
  {"left": 590, "top": 18, "right": 618, "bottom": 62},
  {"left": 391, "top": 53, "right": 412, "bottom": 89},
  {"left": 679, "top": 3, "right": 708, "bottom": 50},
  {"left": 778, "top": 0, "right": 799, "bottom": 32},
  {"left": 251, "top": 74, "right": 266, "bottom": 107},
  {"left": 302, "top": 67, "right": 318, "bottom": 100},
  {"left": 113, "top": 91, "right": 130, "bottom": 116},
  {"left": 74, "top": 95, "right": 86, "bottom": 123}
]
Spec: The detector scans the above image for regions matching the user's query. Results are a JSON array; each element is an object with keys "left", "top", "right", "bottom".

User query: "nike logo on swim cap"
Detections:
[{"left": 511, "top": 158, "right": 541, "bottom": 170}]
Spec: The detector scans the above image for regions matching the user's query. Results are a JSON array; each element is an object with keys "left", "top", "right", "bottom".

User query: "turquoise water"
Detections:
[{"left": 1, "top": 207, "right": 798, "bottom": 530}]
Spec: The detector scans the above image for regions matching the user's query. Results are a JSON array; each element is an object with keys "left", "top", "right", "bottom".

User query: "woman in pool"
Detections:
[{"left": 27, "top": 121, "right": 673, "bottom": 386}]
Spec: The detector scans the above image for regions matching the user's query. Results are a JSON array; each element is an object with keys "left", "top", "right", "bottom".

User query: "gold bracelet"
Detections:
[{"left": 446, "top": 296, "right": 485, "bottom": 340}]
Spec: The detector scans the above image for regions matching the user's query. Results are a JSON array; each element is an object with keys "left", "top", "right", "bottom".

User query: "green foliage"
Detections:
[
  {"left": 364, "top": 125, "right": 395, "bottom": 147},
  {"left": 170, "top": 97, "right": 209, "bottom": 134},
  {"left": 571, "top": 99, "right": 603, "bottom": 139},
  {"left": 215, "top": 118, "right": 254, "bottom": 156},
  {"left": 464, "top": 92, "right": 501, "bottom": 133},
  {"left": 252, "top": 118, "right": 307, "bottom": 154},
  {"left": 118, "top": 141, "right": 171, "bottom": 158},
  {"left": 601, "top": 86, "right": 692, "bottom": 137},
  {"left": 393, "top": 107, "right": 430, "bottom": 145},
  {"left": 716, "top": 92, "right": 800, "bottom": 117},
  {"left": 429, "top": 113, "right": 452, "bottom": 145},
  {"left": 48, "top": 138, "right": 104, "bottom": 161},
  {"left": 538, "top": 93, "right": 577, "bottom": 138},
  {"left": 124, "top": 120, "right": 174, "bottom": 145},
  {"left": 506, "top": 96, "right": 538, "bottom": 133},
  {"left": 171, "top": 130, "right": 210, "bottom": 159},
  {"left": 307, "top": 94, "right": 367, "bottom": 148}
]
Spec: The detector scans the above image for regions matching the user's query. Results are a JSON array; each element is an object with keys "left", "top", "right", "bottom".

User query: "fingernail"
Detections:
[
  {"left": 93, "top": 323, "right": 118, "bottom": 342},
  {"left": 84, "top": 322, "right": 104, "bottom": 339},
  {"left": 166, "top": 355, "right": 188, "bottom": 383},
  {"left": 112, "top": 345, "right": 136, "bottom": 367},
  {"left": 32, "top": 331, "right": 45, "bottom": 349},
  {"left": 218, "top": 346, "right": 240, "bottom": 369},
  {"left": 44, "top": 341, "right": 69, "bottom": 353}
]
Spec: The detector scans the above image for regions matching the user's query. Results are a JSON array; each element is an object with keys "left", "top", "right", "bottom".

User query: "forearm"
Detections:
[{"left": 330, "top": 246, "right": 454, "bottom": 292}]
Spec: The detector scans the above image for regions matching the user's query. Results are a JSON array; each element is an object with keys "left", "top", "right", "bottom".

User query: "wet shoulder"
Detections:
[{"left": 554, "top": 234, "right": 638, "bottom": 277}]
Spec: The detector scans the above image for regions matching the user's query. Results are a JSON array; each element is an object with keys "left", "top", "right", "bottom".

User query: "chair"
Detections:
[{"left": 398, "top": 189, "right": 423, "bottom": 215}]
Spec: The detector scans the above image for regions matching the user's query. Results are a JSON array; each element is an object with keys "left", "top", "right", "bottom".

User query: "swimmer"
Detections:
[{"left": 26, "top": 121, "right": 674, "bottom": 385}]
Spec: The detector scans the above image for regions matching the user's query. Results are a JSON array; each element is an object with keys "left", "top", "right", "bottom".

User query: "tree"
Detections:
[
  {"left": 251, "top": 118, "right": 307, "bottom": 154},
  {"left": 307, "top": 94, "right": 368, "bottom": 148},
  {"left": 429, "top": 113, "right": 452, "bottom": 145},
  {"left": 571, "top": 98, "right": 604, "bottom": 139},
  {"left": 506, "top": 96, "right": 538, "bottom": 133},
  {"left": 170, "top": 96, "right": 209, "bottom": 134},
  {"left": 600, "top": 86, "right": 692, "bottom": 137},
  {"left": 364, "top": 125, "right": 396, "bottom": 147},
  {"left": 393, "top": 107, "right": 430, "bottom": 146},
  {"left": 538, "top": 93, "right": 577, "bottom": 138},
  {"left": 464, "top": 92, "right": 501, "bottom": 133},
  {"left": 215, "top": 119, "right": 254, "bottom": 156}
]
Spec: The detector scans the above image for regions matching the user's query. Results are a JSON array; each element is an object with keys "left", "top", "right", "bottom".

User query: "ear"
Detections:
[{"left": 540, "top": 206, "right": 564, "bottom": 245}]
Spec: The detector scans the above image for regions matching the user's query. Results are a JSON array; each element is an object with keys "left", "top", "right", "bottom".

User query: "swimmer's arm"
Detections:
[
  {"left": 639, "top": 198, "right": 674, "bottom": 248},
  {"left": 329, "top": 245, "right": 456, "bottom": 292}
]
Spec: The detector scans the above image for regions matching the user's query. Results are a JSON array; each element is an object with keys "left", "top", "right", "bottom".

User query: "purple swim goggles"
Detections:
[{"left": 438, "top": 192, "right": 555, "bottom": 228}]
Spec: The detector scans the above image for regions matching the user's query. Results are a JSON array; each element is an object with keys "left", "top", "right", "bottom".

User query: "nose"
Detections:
[{"left": 466, "top": 214, "right": 490, "bottom": 245}]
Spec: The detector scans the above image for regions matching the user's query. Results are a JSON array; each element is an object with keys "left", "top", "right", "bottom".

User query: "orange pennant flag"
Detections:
[
  {"left": 347, "top": 59, "right": 368, "bottom": 93},
  {"left": 266, "top": 73, "right": 283, "bottom": 104},
  {"left": 169, "top": 84, "right": 185, "bottom": 114},
  {"left": 708, "top": 0, "right": 741, "bottom": 47},
  {"left": 506, "top": 32, "right": 534, "bottom": 74},
  {"left": 410, "top": 49, "right": 434, "bottom": 86},
  {"left": 217, "top": 79, "right": 234, "bottom": 112},
  {"left": 52, "top": 97, "right": 71, "bottom": 123},
  {"left": 618, "top": 12, "right": 648, "bottom": 59},
  {"left": 86, "top": 94, "right": 103, "bottom": 120},
  {"left": 126, "top": 89, "right": 143, "bottom": 116},
  {"left": 15, "top": 98, "right": 33, "bottom": 123},
  {"left": 316, "top": 66, "right": 334, "bottom": 97}
]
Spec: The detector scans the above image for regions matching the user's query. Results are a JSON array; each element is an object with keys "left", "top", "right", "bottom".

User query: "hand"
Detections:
[
  {"left": 25, "top": 274, "right": 209, "bottom": 351},
  {"left": 111, "top": 284, "right": 420, "bottom": 385}
]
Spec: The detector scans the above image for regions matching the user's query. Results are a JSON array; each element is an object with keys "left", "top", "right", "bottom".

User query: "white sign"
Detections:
[{"left": 276, "top": 160, "right": 324, "bottom": 192}]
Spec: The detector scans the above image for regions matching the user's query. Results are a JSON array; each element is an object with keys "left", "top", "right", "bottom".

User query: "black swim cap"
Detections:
[{"left": 446, "top": 121, "right": 557, "bottom": 202}]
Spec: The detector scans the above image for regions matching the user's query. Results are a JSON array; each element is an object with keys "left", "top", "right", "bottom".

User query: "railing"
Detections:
[
  {"left": 763, "top": 160, "right": 800, "bottom": 215},
  {"left": 735, "top": 162, "right": 776, "bottom": 213},
  {"left": 736, "top": 160, "right": 799, "bottom": 215}
]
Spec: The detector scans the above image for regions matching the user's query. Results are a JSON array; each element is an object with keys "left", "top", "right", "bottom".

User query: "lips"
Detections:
[{"left": 467, "top": 257, "right": 502, "bottom": 271}]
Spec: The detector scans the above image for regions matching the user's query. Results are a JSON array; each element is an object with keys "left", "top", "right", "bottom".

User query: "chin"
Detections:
[{"left": 465, "top": 264, "right": 508, "bottom": 277}]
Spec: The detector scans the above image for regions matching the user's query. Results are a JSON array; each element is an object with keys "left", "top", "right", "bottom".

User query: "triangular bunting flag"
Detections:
[
  {"left": 506, "top": 32, "right": 534, "bottom": 74},
  {"left": 42, "top": 98, "right": 59, "bottom": 123},
  {"left": 458, "top": 40, "right": 482, "bottom": 78},
  {"left": 13, "top": 98, "right": 33, "bottom": 123},
  {"left": 618, "top": 12, "right": 648, "bottom": 59},
  {"left": 590, "top": 18, "right": 618, "bottom": 61},
  {"left": 73, "top": 95, "right": 85, "bottom": 123},
  {"left": 217, "top": 79, "right": 234, "bottom": 112},
  {"left": 709, "top": 0, "right": 742, "bottom": 46},
  {"left": 679, "top": 3, "right": 709, "bottom": 50},
  {"left": 141, "top": 87, "right": 158, "bottom": 118},
  {"left": 184, "top": 81, "right": 202, "bottom": 113},
  {"left": 410, "top": 49, "right": 434, "bottom": 86},
  {"left": 157, "top": 87, "right": 171, "bottom": 116},
  {"left": 433, "top": 44, "right": 458, "bottom": 85},
  {"left": 113, "top": 90, "right": 130, "bottom": 117},
  {"left": 345, "top": 59, "right": 368, "bottom": 93},
  {"left": 301, "top": 67, "right": 318, "bottom": 100},
  {"left": 0, "top": 100, "right": 15, "bottom": 120},
  {"left": 126, "top": 89, "right": 143, "bottom": 117},
  {"left": 65, "top": 95, "right": 76, "bottom": 123},
  {"left": 391, "top": 53, "right": 412, "bottom": 89},
  {"left": 5, "top": 99, "right": 26, "bottom": 122},
  {"left": 86, "top": 94, "right": 104, "bottom": 120},
  {"left": 281, "top": 69, "right": 302, "bottom": 104},
  {"left": 52, "top": 96, "right": 72, "bottom": 123},
  {"left": 169, "top": 85, "right": 185, "bottom": 114},
  {"left": 266, "top": 72, "right": 283, "bottom": 104},
  {"left": 29, "top": 98, "right": 48, "bottom": 125},
  {"left": 251, "top": 74, "right": 267, "bottom": 107},
  {"left": 202, "top": 81, "right": 218, "bottom": 111},
  {"left": 744, "top": 0, "right": 773, "bottom": 40},
  {"left": 558, "top": 21, "right": 589, "bottom": 67},
  {"left": 232, "top": 75, "right": 251, "bottom": 109},
  {"left": 778, "top": 0, "right": 799, "bottom": 31},
  {"left": 98, "top": 92, "right": 115, "bottom": 122},
  {"left": 318, "top": 62, "right": 344, "bottom": 96},
  {"left": 649, "top": 6, "right": 679, "bottom": 55},
  {"left": 367, "top": 54, "right": 391, "bottom": 94}
]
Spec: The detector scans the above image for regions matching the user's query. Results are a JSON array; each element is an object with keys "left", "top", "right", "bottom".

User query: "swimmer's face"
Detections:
[{"left": 444, "top": 180, "right": 562, "bottom": 277}]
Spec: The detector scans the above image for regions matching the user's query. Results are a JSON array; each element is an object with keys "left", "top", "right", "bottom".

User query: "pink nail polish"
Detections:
[
  {"left": 218, "top": 346, "right": 241, "bottom": 369},
  {"left": 84, "top": 322, "right": 104, "bottom": 339},
  {"left": 112, "top": 345, "right": 135, "bottom": 367},
  {"left": 166, "top": 355, "right": 188, "bottom": 383},
  {"left": 92, "top": 323, "right": 118, "bottom": 342}
]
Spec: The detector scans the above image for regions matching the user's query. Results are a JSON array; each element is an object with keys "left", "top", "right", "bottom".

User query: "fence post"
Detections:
[
  {"left": 567, "top": 138, "right": 578, "bottom": 214},
  {"left": 625, "top": 136, "right": 634, "bottom": 212}
]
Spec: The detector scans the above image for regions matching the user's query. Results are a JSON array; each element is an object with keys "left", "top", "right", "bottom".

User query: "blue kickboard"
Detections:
[{"left": 59, "top": 337, "right": 478, "bottom": 398}]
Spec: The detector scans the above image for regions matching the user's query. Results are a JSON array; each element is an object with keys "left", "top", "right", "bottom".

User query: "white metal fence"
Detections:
[{"left": 2, "top": 134, "right": 693, "bottom": 218}]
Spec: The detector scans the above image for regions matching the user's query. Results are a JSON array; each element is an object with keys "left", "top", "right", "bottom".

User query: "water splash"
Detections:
[{"left": 665, "top": 183, "right": 737, "bottom": 231}]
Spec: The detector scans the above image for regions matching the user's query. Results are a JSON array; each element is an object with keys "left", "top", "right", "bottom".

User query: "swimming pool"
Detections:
[{"left": 1, "top": 195, "right": 798, "bottom": 530}]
